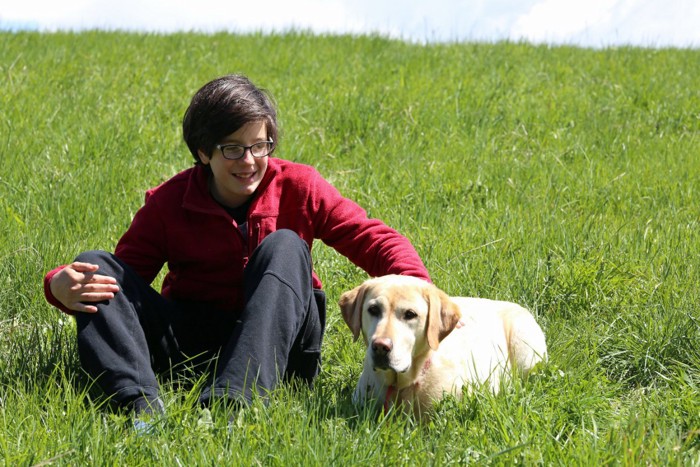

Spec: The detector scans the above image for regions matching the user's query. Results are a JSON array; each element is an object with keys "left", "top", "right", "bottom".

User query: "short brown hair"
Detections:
[{"left": 182, "top": 74, "right": 278, "bottom": 164}]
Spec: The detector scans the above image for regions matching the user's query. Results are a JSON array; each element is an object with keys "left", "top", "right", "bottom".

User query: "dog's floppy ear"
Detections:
[
  {"left": 339, "top": 284, "right": 368, "bottom": 341},
  {"left": 425, "top": 285, "right": 461, "bottom": 350}
]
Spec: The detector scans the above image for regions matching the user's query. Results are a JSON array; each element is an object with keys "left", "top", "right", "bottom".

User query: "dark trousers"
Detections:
[{"left": 73, "top": 229, "right": 326, "bottom": 409}]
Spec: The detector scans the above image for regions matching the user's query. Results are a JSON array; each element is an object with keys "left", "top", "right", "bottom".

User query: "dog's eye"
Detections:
[
  {"left": 367, "top": 304, "right": 381, "bottom": 317},
  {"left": 403, "top": 309, "right": 418, "bottom": 320}
]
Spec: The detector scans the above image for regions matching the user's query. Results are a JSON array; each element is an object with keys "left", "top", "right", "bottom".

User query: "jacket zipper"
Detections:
[{"left": 249, "top": 220, "right": 261, "bottom": 257}]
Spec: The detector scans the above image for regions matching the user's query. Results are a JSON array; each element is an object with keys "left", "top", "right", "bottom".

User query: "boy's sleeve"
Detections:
[
  {"left": 113, "top": 193, "right": 167, "bottom": 285},
  {"left": 43, "top": 265, "right": 76, "bottom": 315}
]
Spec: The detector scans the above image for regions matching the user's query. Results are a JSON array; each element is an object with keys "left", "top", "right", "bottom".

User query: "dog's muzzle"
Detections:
[{"left": 371, "top": 337, "right": 393, "bottom": 370}]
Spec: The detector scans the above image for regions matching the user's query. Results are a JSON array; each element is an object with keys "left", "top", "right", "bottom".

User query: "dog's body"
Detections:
[{"left": 339, "top": 275, "right": 547, "bottom": 416}]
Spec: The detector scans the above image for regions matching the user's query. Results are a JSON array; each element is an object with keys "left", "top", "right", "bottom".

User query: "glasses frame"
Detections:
[{"left": 215, "top": 140, "right": 275, "bottom": 160}]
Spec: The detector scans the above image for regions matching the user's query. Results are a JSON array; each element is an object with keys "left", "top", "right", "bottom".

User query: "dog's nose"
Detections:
[{"left": 371, "top": 337, "right": 393, "bottom": 356}]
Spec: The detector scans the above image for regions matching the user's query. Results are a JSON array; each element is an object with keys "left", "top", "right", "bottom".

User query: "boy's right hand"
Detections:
[{"left": 49, "top": 262, "right": 120, "bottom": 313}]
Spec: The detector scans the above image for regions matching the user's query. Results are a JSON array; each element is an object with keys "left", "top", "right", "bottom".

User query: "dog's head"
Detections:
[{"left": 339, "top": 275, "right": 461, "bottom": 374}]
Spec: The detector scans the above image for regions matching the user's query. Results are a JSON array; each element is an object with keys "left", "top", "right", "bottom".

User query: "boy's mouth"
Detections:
[{"left": 234, "top": 172, "right": 256, "bottom": 179}]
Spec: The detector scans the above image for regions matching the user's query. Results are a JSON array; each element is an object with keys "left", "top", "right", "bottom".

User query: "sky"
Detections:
[{"left": 1, "top": 0, "right": 698, "bottom": 49}]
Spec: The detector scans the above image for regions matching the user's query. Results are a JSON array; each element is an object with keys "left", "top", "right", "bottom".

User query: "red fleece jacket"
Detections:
[{"left": 44, "top": 158, "right": 430, "bottom": 313}]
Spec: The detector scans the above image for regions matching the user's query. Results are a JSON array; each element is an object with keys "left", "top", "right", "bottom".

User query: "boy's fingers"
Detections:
[
  {"left": 75, "top": 304, "right": 98, "bottom": 313},
  {"left": 70, "top": 262, "right": 100, "bottom": 272},
  {"left": 89, "top": 274, "right": 118, "bottom": 284}
]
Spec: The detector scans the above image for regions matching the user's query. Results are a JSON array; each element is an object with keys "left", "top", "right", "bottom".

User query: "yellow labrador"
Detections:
[{"left": 339, "top": 275, "right": 547, "bottom": 417}]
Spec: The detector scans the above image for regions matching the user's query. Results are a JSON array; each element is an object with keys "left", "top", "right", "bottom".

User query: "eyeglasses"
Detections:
[{"left": 215, "top": 140, "right": 274, "bottom": 160}]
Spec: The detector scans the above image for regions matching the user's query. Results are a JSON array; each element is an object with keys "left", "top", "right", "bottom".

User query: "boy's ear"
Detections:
[{"left": 197, "top": 149, "right": 210, "bottom": 165}]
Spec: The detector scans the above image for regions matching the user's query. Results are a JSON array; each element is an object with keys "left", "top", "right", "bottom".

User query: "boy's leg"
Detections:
[
  {"left": 73, "top": 250, "right": 179, "bottom": 412},
  {"left": 284, "top": 289, "right": 327, "bottom": 382},
  {"left": 199, "top": 229, "right": 326, "bottom": 405}
]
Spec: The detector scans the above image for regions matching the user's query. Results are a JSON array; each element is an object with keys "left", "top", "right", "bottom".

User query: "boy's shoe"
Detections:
[
  {"left": 133, "top": 417, "right": 157, "bottom": 435},
  {"left": 131, "top": 396, "right": 165, "bottom": 435},
  {"left": 196, "top": 407, "right": 214, "bottom": 431}
]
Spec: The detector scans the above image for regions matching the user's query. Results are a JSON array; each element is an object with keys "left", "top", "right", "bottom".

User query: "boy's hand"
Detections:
[{"left": 50, "top": 262, "right": 120, "bottom": 313}]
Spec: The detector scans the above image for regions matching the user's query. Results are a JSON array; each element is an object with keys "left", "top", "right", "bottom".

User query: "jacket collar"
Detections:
[{"left": 181, "top": 159, "right": 279, "bottom": 215}]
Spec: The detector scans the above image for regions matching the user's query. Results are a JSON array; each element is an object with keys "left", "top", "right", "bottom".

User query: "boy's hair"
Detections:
[{"left": 182, "top": 74, "right": 278, "bottom": 164}]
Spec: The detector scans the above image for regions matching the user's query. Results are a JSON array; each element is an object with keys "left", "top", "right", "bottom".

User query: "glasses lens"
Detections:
[
  {"left": 222, "top": 146, "right": 244, "bottom": 159},
  {"left": 251, "top": 141, "right": 272, "bottom": 157}
]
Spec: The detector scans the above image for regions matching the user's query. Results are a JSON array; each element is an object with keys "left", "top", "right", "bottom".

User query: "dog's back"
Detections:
[{"left": 436, "top": 297, "right": 547, "bottom": 392}]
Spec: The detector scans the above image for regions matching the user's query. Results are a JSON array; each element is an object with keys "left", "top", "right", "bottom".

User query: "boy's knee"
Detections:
[
  {"left": 262, "top": 229, "right": 307, "bottom": 251},
  {"left": 74, "top": 250, "right": 128, "bottom": 279},
  {"left": 75, "top": 249, "right": 112, "bottom": 265},
  {"left": 256, "top": 230, "right": 310, "bottom": 264}
]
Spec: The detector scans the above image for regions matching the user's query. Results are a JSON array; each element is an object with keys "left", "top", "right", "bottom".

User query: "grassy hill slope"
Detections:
[{"left": 1, "top": 31, "right": 698, "bottom": 464}]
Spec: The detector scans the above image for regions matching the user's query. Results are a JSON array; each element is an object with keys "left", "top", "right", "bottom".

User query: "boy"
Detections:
[{"left": 44, "top": 74, "right": 430, "bottom": 419}]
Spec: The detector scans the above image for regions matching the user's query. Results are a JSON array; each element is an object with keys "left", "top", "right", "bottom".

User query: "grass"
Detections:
[{"left": 1, "top": 30, "right": 699, "bottom": 464}]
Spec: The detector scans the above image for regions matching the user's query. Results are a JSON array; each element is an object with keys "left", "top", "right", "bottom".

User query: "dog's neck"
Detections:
[
  {"left": 381, "top": 351, "right": 433, "bottom": 414},
  {"left": 393, "top": 350, "right": 433, "bottom": 390}
]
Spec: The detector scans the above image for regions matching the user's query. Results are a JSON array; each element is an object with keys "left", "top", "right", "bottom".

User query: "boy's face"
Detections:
[{"left": 198, "top": 120, "right": 270, "bottom": 208}]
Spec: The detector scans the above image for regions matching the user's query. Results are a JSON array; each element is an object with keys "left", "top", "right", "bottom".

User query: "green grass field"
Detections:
[{"left": 1, "top": 30, "right": 699, "bottom": 464}]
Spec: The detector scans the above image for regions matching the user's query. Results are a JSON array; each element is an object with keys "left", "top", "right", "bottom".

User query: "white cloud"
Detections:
[
  {"left": 512, "top": 0, "right": 622, "bottom": 43},
  {"left": 512, "top": 0, "right": 700, "bottom": 47}
]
